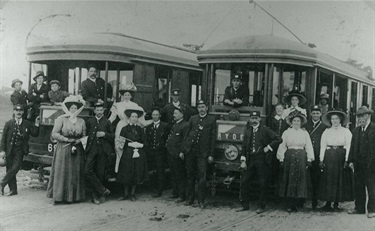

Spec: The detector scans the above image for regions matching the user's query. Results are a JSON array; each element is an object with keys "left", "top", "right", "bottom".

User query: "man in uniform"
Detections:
[
  {"left": 85, "top": 103, "right": 114, "bottom": 204},
  {"left": 237, "top": 111, "right": 282, "bottom": 214},
  {"left": 0, "top": 105, "right": 40, "bottom": 196},
  {"left": 223, "top": 74, "right": 249, "bottom": 107},
  {"left": 10, "top": 79, "right": 28, "bottom": 119},
  {"left": 162, "top": 88, "right": 194, "bottom": 125},
  {"left": 145, "top": 107, "right": 169, "bottom": 197},
  {"left": 348, "top": 106, "right": 375, "bottom": 218},
  {"left": 184, "top": 100, "right": 216, "bottom": 208},
  {"left": 166, "top": 106, "right": 189, "bottom": 202},
  {"left": 81, "top": 64, "right": 113, "bottom": 107},
  {"left": 305, "top": 105, "right": 327, "bottom": 209}
]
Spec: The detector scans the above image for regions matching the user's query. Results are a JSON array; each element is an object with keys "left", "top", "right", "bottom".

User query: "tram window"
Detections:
[
  {"left": 362, "top": 85, "right": 369, "bottom": 106},
  {"left": 334, "top": 75, "right": 348, "bottom": 110},
  {"left": 350, "top": 81, "right": 358, "bottom": 130},
  {"left": 157, "top": 77, "right": 169, "bottom": 106},
  {"left": 372, "top": 88, "right": 375, "bottom": 122},
  {"left": 248, "top": 71, "right": 265, "bottom": 106},
  {"left": 31, "top": 63, "right": 48, "bottom": 80},
  {"left": 283, "top": 70, "right": 306, "bottom": 95},
  {"left": 272, "top": 67, "right": 281, "bottom": 105},
  {"left": 214, "top": 69, "right": 231, "bottom": 105},
  {"left": 316, "top": 71, "right": 333, "bottom": 107}
]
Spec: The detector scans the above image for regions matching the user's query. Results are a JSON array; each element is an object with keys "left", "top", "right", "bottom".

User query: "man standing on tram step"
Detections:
[
  {"left": 81, "top": 64, "right": 113, "bottom": 107},
  {"left": 304, "top": 105, "right": 327, "bottom": 209},
  {"left": 84, "top": 102, "right": 114, "bottom": 204},
  {"left": 162, "top": 88, "right": 194, "bottom": 125},
  {"left": 237, "top": 111, "right": 282, "bottom": 214},
  {"left": 166, "top": 106, "right": 189, "bottom": 202},
  {"left": 184, "top": 100, "right": 216, "bottom": 209},
  {"left": 223, "top": 74, "right": 250, "bottom": 107},
  {"left": 0, "top": 105, "right": 40, "bottom": 196},
  {"left": 10, "top": 79, "right": 28, "bottom": 119},
  {"left": 348, "top": 106, "right": 375, "bottom": 218},
  {"left": 28, "top": 71, "right": 49, "bottom": 120},
  {"left": 145, "top": 107, "right": 169, "bottom": 197}
]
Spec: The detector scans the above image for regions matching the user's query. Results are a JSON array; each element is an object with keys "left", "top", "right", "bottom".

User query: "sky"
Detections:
[{"left": 0, "top": 0, "right": 374, "bottom": 89}]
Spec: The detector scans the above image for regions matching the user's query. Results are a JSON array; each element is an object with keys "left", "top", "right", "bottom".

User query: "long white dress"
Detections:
[{"left": 108, "top": 100, "right": 152, "bottom": 172}]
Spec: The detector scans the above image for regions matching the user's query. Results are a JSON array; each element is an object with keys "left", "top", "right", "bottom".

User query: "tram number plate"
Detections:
[{"left": 47, "top": 143, "right": 57, "bottom": 153}]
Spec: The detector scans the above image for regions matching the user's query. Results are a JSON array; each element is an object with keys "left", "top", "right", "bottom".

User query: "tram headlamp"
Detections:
[{"left": 224, "top": 144, "right": 239, "bottom": 161}]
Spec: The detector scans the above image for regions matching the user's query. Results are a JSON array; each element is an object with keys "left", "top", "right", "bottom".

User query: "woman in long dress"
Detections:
[
  {"left": 319, "top": 109, "right": 353, "bottom": 211},
  {"left": 108, "top": 83, "right": 152, "bottom": 173},
  {"left": 47, "top": 95, "right": 86, "bottom": 204},
  {"left": 282, "top": 89, "right": 307, "bottom": 119},
  {"left": 277, "top": 111, "right": 314, "bottom": 212},
  {"left": 116, "top": 108, "right": 148, "bottom": 201}
]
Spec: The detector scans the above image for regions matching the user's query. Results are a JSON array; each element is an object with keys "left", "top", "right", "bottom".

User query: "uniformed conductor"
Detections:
[
  {"left": 166, "top": 106, "right": 189, "bottom": 202},
  {"left": 223, "top": 74, "right": 249, "bottom": 107},
  {"left": 237, "top": 111, "right": 282, "bottom": 213},
  {"left": 162, "top": 88, "right": 194, "bottom": 125},
  {"left": 184, "top": 100, "right": 216, "bottom": 209},
  {"left": 145, "top": 107, "right": 169, "bottom": 197},
  {"left": 0, "top": 105, "right": 40, "bottom": 196},
  {"left": 84, "top": 102, "right": 114, "bottom": 204}
]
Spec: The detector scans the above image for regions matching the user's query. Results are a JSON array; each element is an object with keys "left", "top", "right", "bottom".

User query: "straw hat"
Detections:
[
  {"left": 286, "top": 110, "right": 307, "bottom": 125},
  {"left": 356, "top": 106, "right": 374, "bottom": 116},
  {"left": 322, "top": 109, "right": 349, "bottom": 126},
  {"left": 283, "top": 89, "right": 307, "bottom": 106}
]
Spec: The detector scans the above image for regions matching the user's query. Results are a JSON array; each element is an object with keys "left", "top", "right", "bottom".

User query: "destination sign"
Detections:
[{"left": 217, "top": 124, "right": 246, "bottom": 142}]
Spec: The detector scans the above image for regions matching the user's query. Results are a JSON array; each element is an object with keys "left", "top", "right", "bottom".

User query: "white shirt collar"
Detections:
[
  {"left": 199, "top": 113, "right": 207, "bottom": 118},
  {"left": 96, "top": 115, "right": 103, "bottom": 121},
  {"left": 15, "top": 118, "right": 22, "bottom": 125},
  {"left": 88, "top": 77, "right": 96, "bottom": 83},
  {"left": 363, "top": 120, "right": 371, "bottom": 130},
  {"left": 252, "top": 124, "right": 260, "bottom": 130},
  {"left": 312, "top": 119, "right": 320, "bottom": 125},
  {"left": 153, "top": 120, "right": 160, "bottom": 125},
  {"left": 172, "top": 101, "right": 180, "bottom": 108},
  {"left": 274, "top": 115, "right": 282, "bottom": 120},
  {"left": 176, "top": 118, "right": 183, "bottom": 124}
]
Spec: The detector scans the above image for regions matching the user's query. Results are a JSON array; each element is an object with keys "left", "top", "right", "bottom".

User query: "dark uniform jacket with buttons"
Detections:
[
  {"left": 0, "top": 119, "right": 39, "bottom": 157},
  {"left": 162, "top": 102, "right": 195, "bottom": 125},
  {"left": 223, "top": 86, "right": 250, "bottom": 107},
  {"left": 85, "top": 116, "right": 114, "bottom": 155},
  {"left": 81, "top": 78, "right": 113, "bottom": 106},
  {"left": 166, "top": 120, "right": 189, "bottom": 157},
  {"left": 241, "top": 125, "right": 282, "bottom": 166},
  {"left": 145, "top": 121, "right": 169, "bottom": 152},
  {"left": 184, "top": 114, "right": 216, "bottom": 157},
  {"left": 348, "top": 122, "right": 375, "bottom": 170},
  {"left": 305, "top": 120, "right": 327, "bottom": 161}
]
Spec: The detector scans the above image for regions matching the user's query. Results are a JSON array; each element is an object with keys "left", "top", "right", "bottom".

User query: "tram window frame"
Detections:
[
  {"left": 316, "top": 69, "right": 334, "bottom": 108},
  {"left": 333, "top": 74, "right": 348, "bottom": 110},
  {"left": 372, "top": 88, "right": 375, "bottom": 123},
  {"left": 362, "top": 85, "right": 369, "bottom": 106}
]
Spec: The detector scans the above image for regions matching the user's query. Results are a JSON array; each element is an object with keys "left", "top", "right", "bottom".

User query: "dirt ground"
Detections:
[{"left": 0, "top": 168, "right": 374, "bottom": 231}]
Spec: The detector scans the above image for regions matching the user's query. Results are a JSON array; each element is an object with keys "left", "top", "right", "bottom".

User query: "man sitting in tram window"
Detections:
[
  {"left": 81, "top": 64, "right": 113, "bottom": 107},
  {"left": 319, "top": 93, "right": 331, "bottom": 114},
  {"left": 162, "top": 88, "right": 194, "bottom": 125},
  {"left": 10, "top": 79, "right": 28, "bottom": 119},
  {"left": 223, "top": 74, "right": 249, "bottom": 107},
  {"left": 48, "top": 80, "right": 69, "bottom": 105},
  {"left": 281, "top": 89, "right": 307, "bottom": 119},
  {"left": 28, "top": 71, "right": 49, "bottom": 120}
]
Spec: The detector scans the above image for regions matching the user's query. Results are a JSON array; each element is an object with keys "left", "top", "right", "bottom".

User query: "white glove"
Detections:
[
  {"left": 128, "top": 142, "right": 136, "bottom": 148},
  {"left": 133, "top": 142, "right": 144, "bottom": 148},
  {"left": 132, "top": 149, "right": 140, "bottom": 158}
]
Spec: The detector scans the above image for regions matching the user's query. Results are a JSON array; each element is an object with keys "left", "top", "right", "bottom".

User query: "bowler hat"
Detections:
[
  {"left": 33, "top": 71, "right": 47, "bottom": 82},
  {"left": 322, "top": 108, "right": 349, "bottom": 126},
  {"left": 286, "top": 110, "right": 307, "bottom": 126},
  {"left": 11, "top": 79, "right": 23, "bottom": 88},
  {"left": 356, "top": 106, "right": 374, "bottom": 116}
]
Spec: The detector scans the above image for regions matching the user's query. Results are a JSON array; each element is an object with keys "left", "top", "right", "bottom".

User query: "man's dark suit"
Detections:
[
  {"left": 85, "top": 116, "right": 114, "bottom": 197},
  {"left": 81, "top": 78, "right": 113, "bottom": 106},
  {"left": 305, "top": 120, "right": 327, "bottom": 207},
  {"left": 223, "top": 86, "right": 250, "bottom": 107},
  {"left": 28, "top": 83, "right": 49, "bottom": 120},
  {"left": 145, "top": 121, "right": 169, "bottom": 195},
  {"left": 0, "top": 119, "right": 39, "bottom": 193},
  {"left": 10, "top": 90, "right": 28, "bottom": 119},
  {"left": 348, "top": 122, "right": 375, "bottom": 214},
  {"left": 184, "top": 114, "right": 216, "bottom": 204},
  {"left": 166, "top": 119, "right": 189, "bottom": 199},
  {"left": 162, "top": 102, "right": 195, "bottom": 125},
  {"left": 240, "top": 125, "right": 282, "bottom": 208}
]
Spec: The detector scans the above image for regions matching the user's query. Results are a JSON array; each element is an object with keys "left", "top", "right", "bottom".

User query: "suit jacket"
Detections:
[
  {"left": 11, "top": 90, "right": 28, "bottom": 107},
  {"left": 166, "top": 120, "right": 189, "bottom": 157},
  {"left": 145, "top": 121, "right": 169, "bottom": 152},
  {"left": 223, "top": 86, "right": 249, "bottom": 107},
  {"left": 81, "top": 78, "right": 113, "bottom": 106},
  {"left": 184, "top": 114, "right": 216, "bottom": 157},
  {"left": 86, "top": 116, "right": 114, "bottom": 155},
  {"left": 0, "top": 119, "right": 39, "bottom": 156},
  {"left": 162, "top": 102, "right": 196, "bottom": 125},
  {"left": 269, "top": 117, "right": 289, "bottom": 136},
  {"left": 305, "top": 120, "right": 327, "bottom": 159},
  {"left": 28, "top": 83, "right": 49, "bottom": 105},
  {"left": 348, "top": 122, "right": 375, "bottom": 170},
  {"left": 241, "top": 125, "right": 282, "bottom": 165}
]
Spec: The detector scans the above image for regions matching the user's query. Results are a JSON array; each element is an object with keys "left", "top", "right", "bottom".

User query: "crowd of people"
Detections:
[{"left": 0, "top": 67, "right": 374, "bottom": 219}]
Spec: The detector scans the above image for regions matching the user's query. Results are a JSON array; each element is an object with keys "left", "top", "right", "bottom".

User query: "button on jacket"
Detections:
[
  {"left": 81, "top": 78, "right": 113, "bottom": 106},
  {"left": 166, "top": 120, "right": 189, "bottom": 157},
  {"left": 85, "top": 116, "right": 114, "bottom": 155},
  {"left": 145, "top": 121, "right": 169, "bottom": 151}
]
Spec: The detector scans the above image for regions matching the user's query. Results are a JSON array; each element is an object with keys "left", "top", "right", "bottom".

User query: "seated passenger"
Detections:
[
  {"left": 223, "top": 75, "right": 249, "bottom": 107},
  {"left": 48, "top": 80, "right": 69, "bottom": 105},
  {"left": 281, "top": 89, "right": 307, "bottom": 119},
  {"left": 28, "top": 71, "right": 49, "bottom": 120},
  {"left": 10, "top": 79, "right": 28, "bottom": 119}
]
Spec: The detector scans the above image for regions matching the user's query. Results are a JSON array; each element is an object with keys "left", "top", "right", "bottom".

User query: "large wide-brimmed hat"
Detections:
[
  {"left": 119, "top": 83, "right": 137, "bottom": 95},
  {"left": 322, "top": 108, "right": 349, "bottom": 126},
  {"left": 33, "top": 71, "right": 47, "bottom": 82},
  {"left": 356, "top": 106, "right": 374, "bottom": 116},
  {"left": 283, "top": 89, "right": 307, "bottom": 106},
  {"left": 63, "top": 95, "right": 85, "bottom": 110},
  {"left": 11, "top": 78, "right": 23, "bottom": 88},
  {"left": 124, "top": 106, "right": 144, "bottom": 118},
  {"left": 286, "top": 110, "right": 307, "bottom": 126}
]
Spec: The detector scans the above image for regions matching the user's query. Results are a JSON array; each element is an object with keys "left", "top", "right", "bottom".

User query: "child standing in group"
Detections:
[{"left": 48, "top": 80, "right": 69, "bottom": 105}]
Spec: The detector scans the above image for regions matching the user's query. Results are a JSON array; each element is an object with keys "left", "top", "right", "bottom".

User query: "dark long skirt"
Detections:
[
  {"left": 319, "top": 148, "right": 354, "bottom": 202},
  {"left": 279, "top": 149, "right": 311, "bottom": 199},
  {"left": 116, "top": 147, "right": 149, "bottom": 185}
]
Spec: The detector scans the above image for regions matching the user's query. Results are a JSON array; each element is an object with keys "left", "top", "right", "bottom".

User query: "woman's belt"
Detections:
[
  {"left": 287, "top": 146, "right": 304, "bottom": 150},
  {"left": 326, "top": 145, "right": 344, "bottom": 150}
]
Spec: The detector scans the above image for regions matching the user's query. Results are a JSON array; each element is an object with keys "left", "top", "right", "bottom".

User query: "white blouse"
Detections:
[
  {"left": 277, "top": 127, "right": 314, "bottom": 162},
  {"left": 319, "top": 125, "right": 352, "bottom": 161}
]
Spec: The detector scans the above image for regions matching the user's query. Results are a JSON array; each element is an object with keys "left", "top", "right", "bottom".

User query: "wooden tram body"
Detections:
[
  {"left": 197, "top": 35, "right": 375, "bottom": 195},
  {"left": 24, "top": 33, "right": 202, "bottom": 176}
]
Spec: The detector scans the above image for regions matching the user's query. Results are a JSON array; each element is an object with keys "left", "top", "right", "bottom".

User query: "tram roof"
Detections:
[
  {"left": 198, "top": 35, "right": 373, "bottom": 85},
  {"left": 26, "top": 32, "right": 201, "bottom": 71}
]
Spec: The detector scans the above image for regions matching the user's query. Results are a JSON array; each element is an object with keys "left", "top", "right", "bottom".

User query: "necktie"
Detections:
[
  {"left": 362, "top": 126, "right": 365, "bottom": 132},
  {"left": 278, "top": 120, "right": 282, "bottom": 134}
]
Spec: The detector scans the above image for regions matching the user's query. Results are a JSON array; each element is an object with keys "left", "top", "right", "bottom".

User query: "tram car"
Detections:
[
  {"left": 197, "top": 35, "right": 375, "bottom": 196},
  {"left": 24, "top": 32, "right": 202, "bottom": 180}
]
